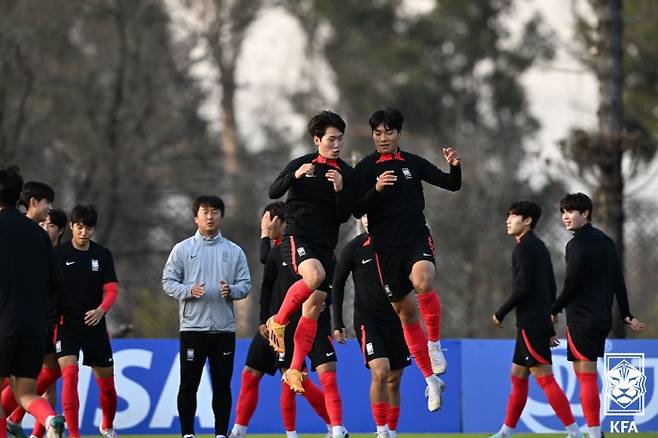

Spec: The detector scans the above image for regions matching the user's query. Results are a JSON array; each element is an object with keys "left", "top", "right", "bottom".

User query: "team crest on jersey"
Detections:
[
  {"left": 384, "top": 284, "right": 393, "bottom": 297},
  {"left": 91, "top": 259, "right": 99, "bottom": 272},
  {"left": 402, "top": 167, "right": 412, "bottom": 179},
  {"left": 223, "top": 251, "right": 229, "bottom": 262},
  {"left": 297, "top": 247, "right": 307, "bottom": 257}
]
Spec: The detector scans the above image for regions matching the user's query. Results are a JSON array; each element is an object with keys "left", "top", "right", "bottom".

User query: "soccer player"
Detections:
[
  {"left": 353, "top": 107, "right": 459, "bottom": 411},
  {"left": 19, "top": 182, "right": 54, "bottom": 223},
  {"left": 0, "top": 165, "right": 65, "bottom": 438},
  {"left": 551, "top": 193, "right": 645, "bottom": 438},
  {"left": 265, "top": 111, "right": 355, "bottom": 403},
  {"left": 332, "top": 215, "right": 410, "bottom": 438},
  {"left": 230, "top": 203, "right": 333, "bottom": 438},
  {"left": 163, "top": 196, "right": 251, "bottom": 438},
  {"left": 54, "top": 205, "right": 120, "bottom": 438},
  {"left": 490, "top": 201, "right": 582, "bottom": 438},
  {"left": 3, "top": 209, "right": 67, "bottom": 438}
]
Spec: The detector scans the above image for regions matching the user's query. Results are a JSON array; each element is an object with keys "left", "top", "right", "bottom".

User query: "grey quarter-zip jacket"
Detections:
[{"left": 162, "top": 230, "right": 251, "bottom": 332}]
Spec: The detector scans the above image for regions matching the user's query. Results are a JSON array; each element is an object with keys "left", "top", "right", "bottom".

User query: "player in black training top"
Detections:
[
  {"left": 551, "top": 193, "right": 645, "bottom": 438},
  {"left": 0, "top": 165, "right": 65, "bottom": 438},
  {"left": 490, "top": 201, "right": 581, "bottom": 438},
  {"left": 265, "top": 110, "right": 355, "bottom": 406},
  {"left": 55, "top": 205, "right": 119, "bottom": 438},
  {"left": 332, "top": 215, "right": 410, "bottom": 438},
  {"left": 353, "top": 107, "right": 459, "bottom": 412}
]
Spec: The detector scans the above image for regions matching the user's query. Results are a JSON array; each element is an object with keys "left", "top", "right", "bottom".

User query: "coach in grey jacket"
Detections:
[{"left": 163, "top": 195, "right": 251, "bottom": 438}]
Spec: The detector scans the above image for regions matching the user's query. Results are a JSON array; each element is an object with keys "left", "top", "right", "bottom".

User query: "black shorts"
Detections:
[
  {"left": 357, "top": 320, "right": 411, "bottom": 371},
  {"left": 566, "top": 325, "right": 607, "bottom": 362},
  {"left": 512, "top": 327, "right": 553, "bottom": 367},
  {"left": 245, "top": 332, "right": 278, "bottom": 376},
  {"left": 374, "top": 234, "right": 436, "bottom": 302},
  {"left": 0, "top": 335, "right": 46, "bottom": 378},
  {"left": 280, "top": 235, "right": 335, "bottom": 293},
  {"left": 277, "top": 309, "right": 336, "bottom": 372},
  {"left": 55, "top": 322, "right": 114, "bottom": 368},
  {"left": 45, "top": 323, "right": 57, "bottom": 355}
]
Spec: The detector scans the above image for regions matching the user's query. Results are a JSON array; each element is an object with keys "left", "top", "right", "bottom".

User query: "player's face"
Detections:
[
  {"left": 372, "top": 123, "right": 400, "bottom": 154},
  {"left": 195, "top": 205, "right": 222, "bottom": 237},
  {"left": 28, "top": 198, "right": 51, "bottom": 222},
  {"left": 70, "top": 222, "right": 95, "bottom": 249},
  {"left": 270, "top": 216, "right": 285, "bottom": 240},
  {"left": 313, "top": 126, "right": 343, "bottom": 159},
  {"left": 506, "top": 213, "right": 530, "bottom": 237},
  {"left": 361, "top": 214, "right": 368, "bottom": 232},
  {"left": 561, "top": 209, "right": 588, "bottom": 231},
  {"left": 40, "top": 216, "right": 64, "bottom": 247}
]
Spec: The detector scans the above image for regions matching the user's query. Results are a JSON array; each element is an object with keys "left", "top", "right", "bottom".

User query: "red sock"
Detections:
[
  {"left": 319, "top": 371, "right": 342, "bottom": 426},
  {"left": 290, "top": 316, "right": 317, "bottom": 371},
  {"left": 537, "top": 375, "right": 575, "bottom": 426},
  {"left": 371, "top": 401, "right": 388, "bottom": 427},
  {"left": 418, "top": 291, "right": 441, "bottom": 342},
  {"left": 401, "top": 320, "right": 433, "bottom": 378},
  {"left": 235, "top": 371, "right": 260, "bottom": 426},
  {"left": 32, "top": 421, "right": 46, "bottom": 438},
  {"left": 275, "top": 279, "right": 313, "bottom": 325},
  {"left": 10, "top": 367, "right": 61, "bottom": 424},
  {"left": 1, "top": 385, "right": 18, "bottom": 417},
  {"left": 302, "top": 377, "right": 330, "bottom": 424},
  {"left": 504, "top": 376, "right": 529, "bottom": 428},
  {"left": 1, "top": 378, "right": 8, "bottom": 391},
  {"left": 577, "top": 371, "right": 600, "bottom": 427},
  {"left": 280, "top": 381, "right": 296, "bottom": 431},
  {"left": 387, "top": 405, "right": 400, "bottom": 431},
  {"left": 26, "top": 398, "right": 56, "bottom": 430},
  {"left": 61, "top": 365, "right": 80, "bottom": 437},
  {"left": 1, "top": 417, "right": 7, "bottom": 438},
  {"left": 96, "top": 376, "right": 117, "bottom": 430}
]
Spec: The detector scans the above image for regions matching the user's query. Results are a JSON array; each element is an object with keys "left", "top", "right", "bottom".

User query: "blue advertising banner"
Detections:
[{"left": 15, "top": 338, "right": 657, "bottom": 435}]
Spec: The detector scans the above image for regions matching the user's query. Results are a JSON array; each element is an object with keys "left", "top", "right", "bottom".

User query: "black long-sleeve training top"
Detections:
[
  {"left": 353, "top": 149, "right": 461, "bottom": 252},
  {"left": 551, "top": 223, "right": 633, "bottom": 330},
  {"left": 332, "top": 232, "right": 400, "bottom": 331},
  {"left": 269, "top": 153, "right": 355, "bottom": 249},
  {"left": 494, "top": 231, "right": 556, "bottom": 332},
  {"left": 0, "top": 208, "right": 59, "bottom": 337}
]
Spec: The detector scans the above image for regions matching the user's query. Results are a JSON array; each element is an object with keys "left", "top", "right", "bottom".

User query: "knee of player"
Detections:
[
  {"left": 371, "top": 368, "right": 389, "bottom": 386},
  {"left": 304, "top": 272, "right": 325, "bottom": 290},
  {"left": 387, "top": 371, "right": 402, "bottom": 389}
]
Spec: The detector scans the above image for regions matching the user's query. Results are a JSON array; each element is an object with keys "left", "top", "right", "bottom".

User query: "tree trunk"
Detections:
[{"left": 595, "top": 0, "right": 625, "bottom": 338}]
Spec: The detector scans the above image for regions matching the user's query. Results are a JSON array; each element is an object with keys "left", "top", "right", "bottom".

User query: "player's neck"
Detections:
[
  {"left": 72, "top": 240, "right": 90, "bottom": 251},
  {"left": 515, "top": 229, "right": 531, "bottom": 243}
]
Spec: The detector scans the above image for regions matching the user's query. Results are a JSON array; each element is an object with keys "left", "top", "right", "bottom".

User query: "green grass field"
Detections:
[{"left": 105, "top": 434, "right": 658, "bottom": 438}]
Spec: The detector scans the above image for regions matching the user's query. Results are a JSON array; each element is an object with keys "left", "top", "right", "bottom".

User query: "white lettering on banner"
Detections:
[
  {"left": 610, "top": 420, "right": 638, "bottom": 433},
  {"left": 150, "top": 352, "right": 217, "bottom": 429},
  {"left": 94, "top": 349, "right": 153, "bottom": 429}
]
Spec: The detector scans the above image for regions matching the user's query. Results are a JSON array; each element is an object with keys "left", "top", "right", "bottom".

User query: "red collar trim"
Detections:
[
  {"left": 362, "top": 236, "right": 371, "bottom": 247},
  {"left": 375, "top": 151, "right": 405, "bottom": 164},
  {"left": 312, "top": 155, "right": 341, "bottom": 170}
]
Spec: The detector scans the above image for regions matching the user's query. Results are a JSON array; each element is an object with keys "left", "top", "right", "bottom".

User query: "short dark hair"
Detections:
[
  {"left": 0, "top": 165, "right": 23, "bottom": 207},
  {"left": 262, "top": 201, "right": 285, "bottom": 221},
  {"left": 70, "top": 204, "right": 98, "bottom": 227},
  {"left": 308, "top": 110, "right": 346, "bottom": 139},
  {"left": 20, "top": 181, "right": 55, "bottom": 208},
  {"left": 508, "top": 200, "right": 542, "bottom": 229},
  {"left": 193, "top": 195, "right": 225, "bottom": 217},
  {"left": 369, "top": 107, "right": 404, "bottom": 132},
  {"left": 47, "top": 208, "right": 68, "bottom": 229},
  {"left": 560, "top": 193, "right": 593, "bottom": 221}
]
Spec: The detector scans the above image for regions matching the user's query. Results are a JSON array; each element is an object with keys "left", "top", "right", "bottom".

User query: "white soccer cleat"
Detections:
[
  {"left": 46, "top": 416, "right": 65, "bottom": 438},
  {"left": 99, "top": 427, "right": 119, "bottom": 438},
  {"left": 428, "top": 340, "right": 447, "bottom": 375},
  {"left": 228, "top": 429, "right": 246, "bottom": 438},
  {"left": 375, "top": 430, "right": 391, "bottom": 438},
  {"left": 425, "top": 375, "right": 446, "bottom": 412}
]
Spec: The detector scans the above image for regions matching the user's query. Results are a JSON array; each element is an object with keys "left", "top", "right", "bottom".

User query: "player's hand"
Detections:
[
  {"left": 258, "top": 324, "right": 268, "bottom": 340},
  {"left": 220, "top": 280, "right": 231, "bottom": 299},
  {"left": 549, "top": 336, "right": 560, "bottom": 348},
  {"left": 375, "top": 170, "right": 397, "bottom": 192},
  {"left": 551, "top": 314, "right": 559, "bottom": 324},
  {"left": 333, "top": 328, "right": 347, "bottom": 344},
  {"left": 191, "top": 283, "right": 205, "bottom": 298},
  {"left": 84, "top": 307, "right": 106, "bottom": 326},
  {"left": 442, "top": 147, "right": 460, "bottom": 166},
  {"left": 492, "top": 314, "right": 503, "bottom": 328},
  {"left": 295, "top": 163, "right": 315, "bottom": 179},
  {"left": 261, "top": 211, "right": 273, "bottom": 237},
  {"left": 625, "top": 317, "right": 645, "bottom": 332},
  {"left": 325, "top": 169, "right": 343, "bottom": 192}
]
